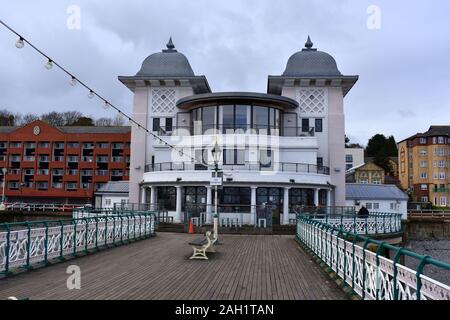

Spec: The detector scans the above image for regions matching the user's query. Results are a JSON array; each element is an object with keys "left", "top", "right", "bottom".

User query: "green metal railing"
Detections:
[
  {"left": 296, "top": 214, "right": 450, "bottom": 300},
  {"left": 0, "top": 211, "right": 156, "bottom": 276}
]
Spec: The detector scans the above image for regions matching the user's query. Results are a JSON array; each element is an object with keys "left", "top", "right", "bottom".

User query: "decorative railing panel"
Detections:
[
  {"left": 298, "top": 212, "right": 402, "bottom": 235},
  {"left": 296, "top": 216, "right": 450, "bottom": 300},
  {"left": 0, "top": 213, "right": 156, "bottom": 275}
]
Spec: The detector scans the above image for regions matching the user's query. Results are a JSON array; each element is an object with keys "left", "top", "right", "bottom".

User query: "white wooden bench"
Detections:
[{"left": 189, "top": 231, "right": 215, "bottom": 260}]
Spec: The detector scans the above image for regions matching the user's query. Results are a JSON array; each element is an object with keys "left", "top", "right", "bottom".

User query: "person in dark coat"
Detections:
[{"left": 358, "top": 206, "right": 370, "bottom": 218}]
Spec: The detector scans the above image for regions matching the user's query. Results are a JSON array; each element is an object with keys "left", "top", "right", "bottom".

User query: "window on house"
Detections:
[
  {"left": 373, "top": 203, "right": 379, "bottom": 210},
  {"left": 366, "top": 203, "right": 372, "bottom": 210},
  {"left": 420, "top": 161, "right": 427, "bottom": 168},
  {"left": 439, "top": 172, "right": 446, "bottom": 180},
  {"left": 345, "top": 155, "right": 353, "bottom": 163},
  {"left": 152, "top": 118, "right": 160, "bottom": 132},
  {"left": 439, "top": 160, "right": 445, "bottom": 168},
  {"left": 438, "top": 136, "right": 444, "bottom": 144},
  {"left": 223, "top": 149, "right": 245, "bottom": 165},
  {"left": 420, "top": 149, "right": 427, "bottom": 156},
  {"left": 420, "top": 138, "right": 427, "bottom": 144},
  {"left": 315, "top": 119, "right": 323, "bottom": 133},
  {"left": 420, "top": 172, "right": 427, "bottom": 179},
  {"left": 165, "top": 118, "right": 173, "bottom": 131},
  {"left": 441, "top": 197, "right": 447, "bottom": 207},
  {"left": 421, "top": 184, "right": 428, "bottom": 190},
  {"left": 105, "top": 199, "right": 111, "bottom": 206},
  {"left": 317, "top": 157, "right": 323, "bottom": 169},
  {"left": 301, "top": 118, "right": 309, "bottom": 132},
  {"left": 421, "top": 196, "right": 429, "bottom": 203}
]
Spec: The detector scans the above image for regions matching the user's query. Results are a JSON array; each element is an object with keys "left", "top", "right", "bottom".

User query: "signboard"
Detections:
[{"left": 210, "top": 177, "right": 223, "bottom": 186}]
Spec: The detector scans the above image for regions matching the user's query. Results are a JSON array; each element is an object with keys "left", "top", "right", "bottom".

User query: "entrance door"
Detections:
[{"left": 256, "top": 187, "right": 283, "bottom": 226}]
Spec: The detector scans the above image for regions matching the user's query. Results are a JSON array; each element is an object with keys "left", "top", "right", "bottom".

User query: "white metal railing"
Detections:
[
  {"left": 296, "top": 216, "right": 450, "bottom": 300},
  {"left": 0, "top": 213, "right": 156, "bottom": 275}
]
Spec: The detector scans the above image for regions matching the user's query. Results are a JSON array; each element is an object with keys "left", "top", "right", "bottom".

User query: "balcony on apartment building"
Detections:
[
  {"left": 66, "top": 182, "right": 78, "bottom": 191},
  {"left": 36, "top": 182, "right": 49, "bottom": 191}
]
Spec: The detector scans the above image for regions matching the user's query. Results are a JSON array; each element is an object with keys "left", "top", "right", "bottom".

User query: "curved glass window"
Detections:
[{"left": 191, "top": 104, "right": 281, "bottom": 135}]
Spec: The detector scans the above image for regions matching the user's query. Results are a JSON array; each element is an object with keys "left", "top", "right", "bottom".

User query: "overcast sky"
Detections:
[{"left": 1, "top": 1, "right": 449, "bottom": 145}]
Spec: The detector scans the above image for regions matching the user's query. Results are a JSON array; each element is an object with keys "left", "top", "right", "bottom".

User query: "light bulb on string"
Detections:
[
  {"left": 44, "top": 59, "right": 53, "bottom": 70},
  {"left": 88, "top": 90, "right": 95, "bottom": 99},
  {"left": 103, "top": 101, "right": 110, "bottom": 110},
  {"left": 69, "top": 76, "right": 77, "bottom": 86},
  {"left": 15, "top": 37, "right": 24, "bottom": 49}
]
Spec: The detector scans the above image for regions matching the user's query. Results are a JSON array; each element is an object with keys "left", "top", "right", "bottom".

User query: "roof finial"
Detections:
[
  {"left": 167, "top": 37, "right": 175, "bottom": 50},
  {"left": 305, "top": 35, "right": 313, "bottom": 49}
]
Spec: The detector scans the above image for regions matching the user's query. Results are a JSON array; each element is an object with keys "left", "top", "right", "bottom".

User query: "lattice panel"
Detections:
[
  {"left": 297, "top": 88, "right": 326, "bottom": 115},
  {"left": 151, "top": 89, "right": 176, "bottom": 114}
]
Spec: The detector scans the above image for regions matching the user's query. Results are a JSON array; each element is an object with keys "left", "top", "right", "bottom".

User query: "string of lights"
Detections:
[{"left": 0, "top": 19, "right": 199, "bottom": 163}]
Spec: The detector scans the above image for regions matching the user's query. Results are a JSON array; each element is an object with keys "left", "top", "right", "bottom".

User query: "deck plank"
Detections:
[{"left": 0, "top": 233, "right": 347, "bottom": 300}]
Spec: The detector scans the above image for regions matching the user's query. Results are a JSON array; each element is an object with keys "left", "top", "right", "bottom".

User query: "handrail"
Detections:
[
  {"left": 0, "top": 210, "right": 156, "bottom": 276},
  {"left": 296, "top": 214, "right": 450, "bottom": 300},
  {"left": 144, "top": 161, "right": 330, "bottom": 175}
]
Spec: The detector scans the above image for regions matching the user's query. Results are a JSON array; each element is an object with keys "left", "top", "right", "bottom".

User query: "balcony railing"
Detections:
[
  {"left": 96, "top": 156, "right": 109, "bottom": 163},
  {"left": 8, "top": 169, "right": 20, "bottom": 175},
  {"left": 111, "top": 156, "right": 124, "bottom": 163},
  {"left": 38, "top": 155, "right": 50, "bottom": 162},
  {"left": 23, "top": 156, "right": 35, "bottom": 162},
  {"left": 53, "top": 156, "right": 64, "bottom": 162},
  {"left": 66, "top": 169, "right": 78, "bottom": 176},
  {"left": 145, "top": 162, "right": 330, "bottom": 175},
  {"left": 10, "top": 156, "right": 21, "bottom": 162},
  {"left": 52, "top": 183, "right": 63, "bottom": 189},
  {"left": 111, "top": 171, "right": 123, "bottom": 177},
  {"left": 37, "top": 182, "right": 49, "bottom": 190},
  {"left": 96, "top": 170, "right": 109, "bottom": 176},
  {"left": 67, "top": 156, "right": 78, "bottom": 163},
  {"left": 156, "top": 125, "right": 316, "bottom": 137},
  {"left": 37, "top": 169, "right": 49, "bottom": 175}
]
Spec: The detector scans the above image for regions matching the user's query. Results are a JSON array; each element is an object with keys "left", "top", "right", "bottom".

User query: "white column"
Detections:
[
  {"left": 283, "top": 187, "right": 290, "bottom": 225},
  {"left": 314, "top": 188, "right": 320, "bottom": 206},
  {"left": 176, "top": 186, "right": 182, "bottom": 223},
  {"left": 150, "top": 186, "right": 157, "bottom": 210},
  {"left": 326, "top": 189, "right": 332, "bottom": 207},
  {"left": 140, "top": 187, "right": 146, "bottom": 204},
  {"left": 251, "top": 186, "right": 257, "bottom": 226},
  {"left": 206, "top": 186, "right": 212, "bottom": 224}
]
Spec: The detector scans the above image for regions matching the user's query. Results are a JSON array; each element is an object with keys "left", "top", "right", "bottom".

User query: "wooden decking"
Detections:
[{"left": 0, "top": 233, "right": 346, "bottom": 300}]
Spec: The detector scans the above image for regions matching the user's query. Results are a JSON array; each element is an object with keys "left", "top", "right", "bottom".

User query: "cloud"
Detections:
[{"left": 0, "top": 0, "right": 449, "bottom": 145}]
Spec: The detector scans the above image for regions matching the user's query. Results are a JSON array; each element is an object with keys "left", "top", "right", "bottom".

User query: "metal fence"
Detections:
[
  {"left": 296, "top": 215, "right": 450, "bottom": 300},
  {"left": 0, "top": 212, "right": 156, "bottom": 276}
]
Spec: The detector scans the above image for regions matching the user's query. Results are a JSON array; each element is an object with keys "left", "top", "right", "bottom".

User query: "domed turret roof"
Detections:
[
  {"left": 282, "top": 36, "right": 341, "bottom": 77},
  {"left": 136, "top": 38, "right": 195, "bottom": 77}
]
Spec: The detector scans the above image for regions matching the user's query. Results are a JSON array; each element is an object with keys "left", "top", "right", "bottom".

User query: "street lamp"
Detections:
[
  {"left": 210, "top": 141, "right": 222, "bottom": 241},
  {"left": 0, "top": 167, "right": 7, "bottom": 211}
]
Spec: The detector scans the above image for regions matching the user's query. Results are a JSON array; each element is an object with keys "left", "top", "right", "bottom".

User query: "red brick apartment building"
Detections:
[{"left": 0, "top": 120, "right": 131, "bottom": 204}]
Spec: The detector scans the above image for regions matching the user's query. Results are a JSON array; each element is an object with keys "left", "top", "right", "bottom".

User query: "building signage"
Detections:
[{"left": 210, "top": 177, "right": 222, "bottom": 186}]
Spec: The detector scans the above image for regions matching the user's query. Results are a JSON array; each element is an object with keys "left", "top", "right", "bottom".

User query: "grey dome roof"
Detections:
[
  {"left": 136, "top": 38, "right": 195, "bottom": 77},
  {"left": 282, "top": 36, "right": 341, "bottom": 77}
]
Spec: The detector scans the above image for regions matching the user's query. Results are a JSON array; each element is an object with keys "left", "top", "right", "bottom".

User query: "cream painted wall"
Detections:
[{"left": 129, "top": 87, "right": 149, "bottom": 204}]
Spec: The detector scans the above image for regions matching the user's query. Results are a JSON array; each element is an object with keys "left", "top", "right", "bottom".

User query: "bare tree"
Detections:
[
  {"left": 21, "top": 113, "right": 40, "bottom": 125},
  {"left": 0, "top": 109, "right": 15, "bottom": 126},
  {"left": 41, "top": 111, "right": 65, "bottom": 126},
  {"left": 95, "top": 117, "right": 113, "bottom": 126},
  {"left": 112, "top": 113, "right": 126, "bottom": 126},
  {"left": 62, "top": 111, "right": 82, "bottom": 126}
]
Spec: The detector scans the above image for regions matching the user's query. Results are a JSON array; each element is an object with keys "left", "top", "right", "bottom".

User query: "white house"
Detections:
[
  {"left": 118, "top": 36, "right": 358, "bottom": 225},
  {"left": 345, "top": 183, "right": 409, "bottom": 219},
  {"left": 94, "top": 181, "right": 129, "bottom": 209}
]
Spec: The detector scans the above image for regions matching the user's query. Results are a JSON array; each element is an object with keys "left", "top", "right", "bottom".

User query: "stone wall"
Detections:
[{"left": 403, "top": 219, "right": 450, "bottom": 241}]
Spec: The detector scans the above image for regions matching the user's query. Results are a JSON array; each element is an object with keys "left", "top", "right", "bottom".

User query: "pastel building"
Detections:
[{"left": 119, "top": 37, "right": 358, "bottom": 225}]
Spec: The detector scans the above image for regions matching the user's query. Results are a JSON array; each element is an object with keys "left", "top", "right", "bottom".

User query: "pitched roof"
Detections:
[
  {"left": 95, "top": 181, "right": 129, "bottom": 194},
  {"left": 346, "top": 183, "right": 408, "bottom": 201},
  {"left": 0, "top": 124, "right": 131, "bottom": 134},
  {"left": 399, "top": 125, "right": 450, "bottom": 143}
]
